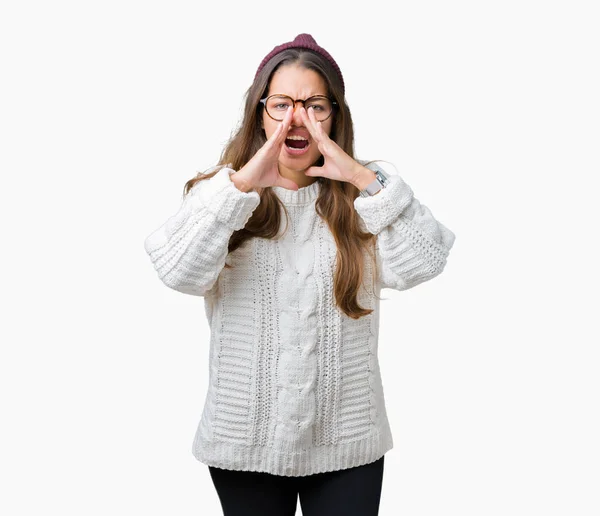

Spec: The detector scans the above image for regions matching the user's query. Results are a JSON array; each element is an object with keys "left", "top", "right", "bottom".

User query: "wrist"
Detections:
[
  {"left": 231, "top": 172, "right": 256, "bottom": 193},
  {"left": 351, "top": 165, "right": 377, "bottom": 191}
]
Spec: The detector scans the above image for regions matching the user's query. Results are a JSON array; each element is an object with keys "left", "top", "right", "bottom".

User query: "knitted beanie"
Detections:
[{"left": 254, "top": 33, "right": 345, "bottom": 95}]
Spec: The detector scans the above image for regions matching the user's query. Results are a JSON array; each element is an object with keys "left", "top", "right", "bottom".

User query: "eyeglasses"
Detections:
[{"left": 259, "top": 94, "right": 337, "bottom": 122}]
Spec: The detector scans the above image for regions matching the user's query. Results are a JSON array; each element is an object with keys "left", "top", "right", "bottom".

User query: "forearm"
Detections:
[
  {"left": 353, "top": 163, "right": 455, "bottom": 290},
  {"left": 144, "top": 166, "right": 261, "bottom": 295}
]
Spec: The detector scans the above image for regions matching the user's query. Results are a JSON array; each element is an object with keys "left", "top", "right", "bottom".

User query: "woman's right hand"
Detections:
[{"left": 234, "top": 106, "right": 299, "bottom": 192}]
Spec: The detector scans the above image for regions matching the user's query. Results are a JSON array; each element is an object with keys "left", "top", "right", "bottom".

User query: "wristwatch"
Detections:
[{"left": 359, "top": 168, "right": 389, "bottom": 197}]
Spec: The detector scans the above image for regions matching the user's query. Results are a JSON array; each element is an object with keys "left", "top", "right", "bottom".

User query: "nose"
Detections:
[{"left": 291, "top": 102, "right": 306, "bottom": 125}]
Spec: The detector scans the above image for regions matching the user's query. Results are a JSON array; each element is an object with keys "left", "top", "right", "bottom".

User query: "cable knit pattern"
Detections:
[{"left": 144, "top": 162, "right": 455, "bottom": 476}]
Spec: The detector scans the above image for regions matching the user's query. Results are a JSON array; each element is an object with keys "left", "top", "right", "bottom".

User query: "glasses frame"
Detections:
[{"left": 259, "top": 94, "right": 338, "bottom": 122}]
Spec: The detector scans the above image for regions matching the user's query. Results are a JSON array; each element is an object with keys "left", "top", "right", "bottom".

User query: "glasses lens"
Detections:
[
  {"left": 305, "top": 97, "right": 332, "bottom": 121},
  {"left": 266, "top": 95, "right": 333, "bottom": 121},
  {"left": 266, "top": 96, "right": 294, "bottom": 120}
]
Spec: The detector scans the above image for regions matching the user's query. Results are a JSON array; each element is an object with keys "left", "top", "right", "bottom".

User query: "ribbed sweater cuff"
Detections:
[{"left": 353, "top": 173, "right": 414, "bottom": 235}]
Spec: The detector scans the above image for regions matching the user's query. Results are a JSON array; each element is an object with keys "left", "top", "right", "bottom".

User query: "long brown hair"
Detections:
[{"left": 184, "top": 48, "right": 382, "bottom": 319}]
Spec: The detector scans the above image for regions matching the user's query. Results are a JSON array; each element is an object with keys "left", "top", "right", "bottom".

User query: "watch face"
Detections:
[
  {"left": 374, "top": 170, "right": 388, "bottom": 184},
  {"left": 360, "top": 176, "right": 384, "bottom": 197},
  {"left": 357, "top": 161, "right": 395, "bottom": 196}
]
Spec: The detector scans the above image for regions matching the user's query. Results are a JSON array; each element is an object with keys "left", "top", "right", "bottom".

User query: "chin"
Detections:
[{"left": 280, "top": 152, "right": 321, "bottom": 169}]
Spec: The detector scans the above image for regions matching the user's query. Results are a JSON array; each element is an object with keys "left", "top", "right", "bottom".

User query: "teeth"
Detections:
[{"left": 286, "top": 135, "right": 308, "bottom": 140}]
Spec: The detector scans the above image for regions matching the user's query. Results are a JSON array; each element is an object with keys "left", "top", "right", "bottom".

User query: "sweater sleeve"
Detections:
[
  {"left": 144, "top": 166, "right": 261, "bottom": 296},
  {"left": 353, "top": 162, "right": 456, "bottom": 291}
]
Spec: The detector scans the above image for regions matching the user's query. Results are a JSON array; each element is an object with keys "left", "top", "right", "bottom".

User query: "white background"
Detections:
[{"left": 2, "top": 0, "right": 599, "bottom": 515}]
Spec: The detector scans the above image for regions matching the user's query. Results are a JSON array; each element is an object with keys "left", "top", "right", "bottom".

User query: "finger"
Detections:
[
  {"left": 280, "top": 105, "right": 294, "bottom": 141},
  {"left": 266, "top": 106, "right": 292, "bottom": 148},
  {"left": 309, "top": 108, "right": 329, "bottom": 141},
  {"left": 304, "top": 165, "right": 327, "bottom": 179},
  {"left": 274, "top": 105, "right": 294, "bottom": 146},
  {"left": 303, "top": 108, "right": 332, "bottom": 157},
  {"left": 316, "top": 119, "right": 325, "bottom": 139},
  {"left": 299, "top": 107, "right": 319, "bottom": 142},
  {"left": 267, "top": 118, "right": 283, "bottom": 144}
]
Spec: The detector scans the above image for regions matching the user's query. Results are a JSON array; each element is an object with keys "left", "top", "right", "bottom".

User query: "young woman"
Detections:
[{"left": 144, "top": 33, "right": 456, "bottom": 516}]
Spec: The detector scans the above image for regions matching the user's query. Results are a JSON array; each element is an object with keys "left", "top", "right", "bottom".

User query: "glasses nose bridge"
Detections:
[
  {"left": 289, "top": 98, "right": 307, "bottom": 122},
  {"left": 291, "top": 97, "right": 306, "bottom": 111}
]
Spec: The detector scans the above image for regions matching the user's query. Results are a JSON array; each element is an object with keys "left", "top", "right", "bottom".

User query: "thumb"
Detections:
[{"left": 304, "top": 165, "right": 324, "bottom": 178}]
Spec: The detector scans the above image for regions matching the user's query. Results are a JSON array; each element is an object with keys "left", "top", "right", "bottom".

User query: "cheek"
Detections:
[
  {"left": 318, "top": 123, "right": 334, "bottom": 145},
  {"left": 263, "top": 120, "right": 278, "bottom": 140},
  {"left": 319, "top": 120, "right": 333, "bottom": 139}
]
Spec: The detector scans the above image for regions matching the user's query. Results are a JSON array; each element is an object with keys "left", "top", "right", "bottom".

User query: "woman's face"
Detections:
[{"left": 261, "top": 63, "right": 334, "bottom": 172}]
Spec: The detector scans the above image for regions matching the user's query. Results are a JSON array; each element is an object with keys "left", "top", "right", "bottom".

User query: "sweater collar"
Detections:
[{"left": 271, "top": 178, "right": 322, "bottom": 205}]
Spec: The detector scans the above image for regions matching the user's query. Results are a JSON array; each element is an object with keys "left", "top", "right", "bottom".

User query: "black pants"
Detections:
[{"left": 208, "top": 455, "right": 385, "bottom": 516}]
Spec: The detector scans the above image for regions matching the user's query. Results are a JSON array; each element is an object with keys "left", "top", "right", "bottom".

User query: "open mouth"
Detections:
[{"left": 285, "top": 136, "right": 310, "bottom": 155}]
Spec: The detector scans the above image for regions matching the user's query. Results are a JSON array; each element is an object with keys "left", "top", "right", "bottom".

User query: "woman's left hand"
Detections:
[{"left": 300, "top": 107, "right": 365, "bottom": 186}]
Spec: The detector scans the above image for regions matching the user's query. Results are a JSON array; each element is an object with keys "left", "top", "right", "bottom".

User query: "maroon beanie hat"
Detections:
[{"left": 254, "top": 33, "right": 345, "bottom": 95}]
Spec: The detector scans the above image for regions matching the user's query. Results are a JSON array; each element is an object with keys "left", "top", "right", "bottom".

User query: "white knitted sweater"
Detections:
[{"left": 144, "top": 160, "right": 455, "bottom": 477}]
